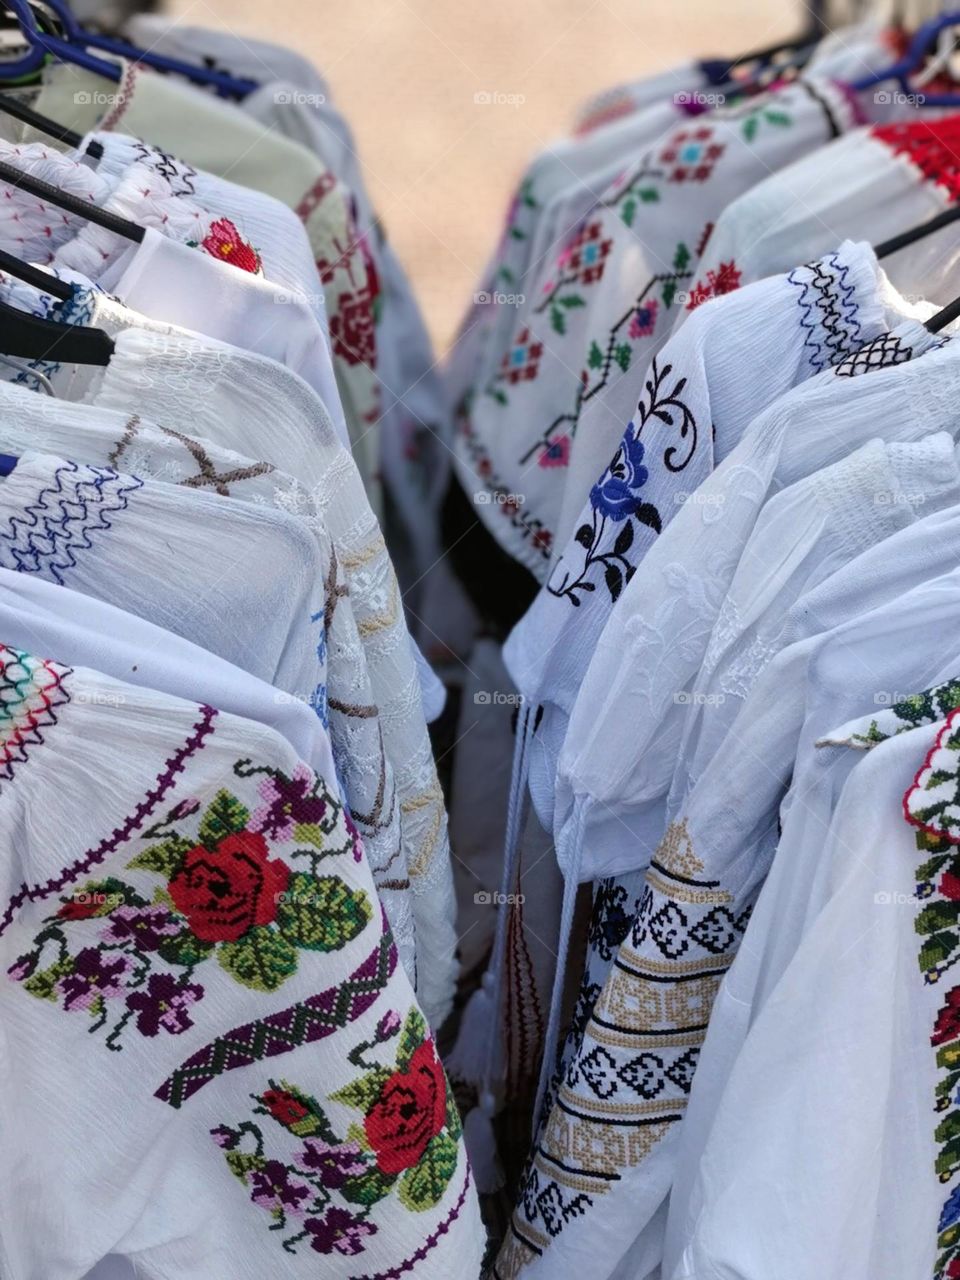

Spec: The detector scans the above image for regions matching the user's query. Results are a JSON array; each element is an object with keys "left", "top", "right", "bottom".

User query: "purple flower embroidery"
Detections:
[
  {"left": 125, "top": 972, "right": 203, "bottom": 1036},
  {"left": 249, "top": 764, "right": 327, "bottom": 841},
  {"left": 628, "top": 300, "right": 658, "bottom": 339},
  {"left": 169, "top": 797, "right": 202, "bottom": 820},
  {"left": 7, "top": 956, "right": 33, "bottom": 981},
  {"left": 99, "top": 905, "right": 180, "bottom": 951},
  {"left": 58, "top": 948, "right": 131, "bottom": 1011},
  {"left": 295, "top": 1139, "right": 366, "bottom": 1188},
  {"left": 210, "top": 1125, "right": 239, "bottom": 1149},
  {"left": 249, "top": 1160, "right": 312, "bottom": 1217},
  {"left": 305, "top": 1206, "right": 378, "bottom": 1256},
  {"left": 376, "top": 1009, "right": 402, "bottom": 1040}
]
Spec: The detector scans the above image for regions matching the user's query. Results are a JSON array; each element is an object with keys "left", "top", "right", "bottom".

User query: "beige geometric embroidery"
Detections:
[
  {"left": 654, "top": 818, "right": 704, "bottom": 878},
  {"left": 540, "top": 1107, "right": 673, "bottom": 1178},
  {"left": 596, "top": 969, "right": 723, "bottom": 1031},
  {"left": 495, "top": 1226, "right": 542, "bottom": 1279}
]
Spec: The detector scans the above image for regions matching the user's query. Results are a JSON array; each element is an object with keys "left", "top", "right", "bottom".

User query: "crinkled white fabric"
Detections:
[
  {"left": 669, "top": 432, "right": 960, "bottom": 812},
  {"left": 78, "top": 327, "right": 457, "bottom": 1026},
  {"left": 0, "top": 567, "right": 339, "bottom": 782},
  {"left": 554, "top": 322, "right": 954, "bottom": 889},
  {"left": 0, "top": 390, "right": 414, "bottom": 981},
  {"left": 501, "top": 433, "right": 960, "bottom": 1280},
  {"left": 0, "top": 137, "right": 348, "bottom": 445},
  {"left": 663, "top": 584, "right": 960, "bottom": 1278},
  {"left": 670, "top": 724, "right": 943, "bottom": 1280},
  {"left": 504, "top": 241, "right": 890, "bottom": 834},
  {"left": 31, "top": 59, "right": 383, "bottom": 511},
  {"left": 0, "top": 650, "right": 483, "bottom": 1280},
  {"left": 677, "top": 120, "right": 960, "bottom": 334}
]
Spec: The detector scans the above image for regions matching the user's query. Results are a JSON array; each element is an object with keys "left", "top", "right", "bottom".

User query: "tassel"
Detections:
[
  {"left": 463, "top": 1092, "right": 504, "bottom": 1194},
  {"left": 444, "top": 969, "right": 496, "bottom": 1085}
]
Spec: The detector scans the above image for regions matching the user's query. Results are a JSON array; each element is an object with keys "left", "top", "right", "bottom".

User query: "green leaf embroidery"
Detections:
[
  {"left": 397, "top": 1131, "right": 459, "bottom": 1211},
  {"left": 292, "top": 822, "right": 326, "bottom": 850},
  {"left": 395, "top": 1008, "right": 428, "bottom": 1070},
  {"left": 275, "top": 873, "right": 371, "bottom": 952},
  {"left": 673, "top": 243, "right": 691, "bottom": 272},
  {"left": 218, "top": 926, "right": 299, "bottom": 991},
  {"left": 509, "top": 226, "right": 526, "bottom": 241},
  {"left": 920, "top": 930, "right": 959, "bottom": 974},
  {"left": 550, "top": 305, "right": 566, "bottom": 336},
  {"left": 621, "top": 198, "right": 636, "bottom": 227},
  {"left": 445, "top": 1089, "right": 464, "bottom": 1141},
  {"left": 742, "top": 115, "right": 758, "bottom": 142},
  {"left": 197, "top": 790, "right": 251, "bottom": 847},
  {"left": 23, "top": 958, "right": 73, "bottom": 1002},
  {"left": 762, "top": 109, "right": 792, "bottom": 126},
  {"left": 127, "top": 836, "right": 194, "bottom": 876},
  {"left": 559, "top": 295, "right": 586, "bottom": 309},
  {"left": 330, "top": 1067, "right": 392, "bottom": 1111},
  {"left": 587, "top": 341, "right": 603, "bottom": 370},
  {"left": 614, "top": 343, "right": 632, "bottom": 373},
  {"left": 157, "top": 930, "right": 215, "bottom": 968},
  {"left": 226, "top": 1151, "right": 266, "bottom": 1182},
  {"left": 340, "top": 1166, "right": 397, "bottom": 1207},
  {"left": 662, "top": 280, "right": 677, "bottom": 309},
  {"left": 638, "top": 186, "right": 660, "bottom": 203},
  {"left": 917, "top": 901, "right": 960, "bottom": 935}
]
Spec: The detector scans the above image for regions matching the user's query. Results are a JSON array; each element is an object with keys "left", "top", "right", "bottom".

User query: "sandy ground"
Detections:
[{"left": 163, "top": 0, "right": 802, "bottom": 354}]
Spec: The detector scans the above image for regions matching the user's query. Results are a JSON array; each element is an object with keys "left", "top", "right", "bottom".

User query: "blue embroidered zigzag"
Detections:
[
  {"left": 0, "top": 460, "right": 144, "bottom": 585},
  {"left": 787, "top": 251, "right": 862, "bottom": 374}
]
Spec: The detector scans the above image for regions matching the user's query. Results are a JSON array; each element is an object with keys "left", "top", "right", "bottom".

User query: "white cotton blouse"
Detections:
[
  {"left": 0, "top": 393, "right": 415, "bottom": 984},
  {"left": 0, "top": 649, "right": 483, "bottom": 1280},
  {"left": 663, "top": 594, "right": 960, "bottom": 1278},
  {"left": 553, "top": 323, "right": 958, "bottom": 891},
  {"left": 503, "top": 240, "right": 892, "bottom": 833},
  {"left": 74, "top": 327, "right": 458, "bottom": 1027},
  {"left": 670, "top": 723, "right": 949, "bottom": 1280}
]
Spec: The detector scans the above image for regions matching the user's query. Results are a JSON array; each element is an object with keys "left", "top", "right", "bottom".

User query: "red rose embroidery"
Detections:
[
  {"left": 263, "top": 1087, "right": 311, "bottom": 1127},
  {"left": 363, "top": 1040, "right": 447, "bottom": 1174},
  {"left": 168, "top": 832, "right": 291, "bottom": 942},
  {"left": 201, "top": 217, "right": 262, "bottom": 275},
  {"left": 330, "top": 287, "right": 377, "bottom": 368},
  {"left": 933, "top": 987, "right": 960, "bottom": 1048}
]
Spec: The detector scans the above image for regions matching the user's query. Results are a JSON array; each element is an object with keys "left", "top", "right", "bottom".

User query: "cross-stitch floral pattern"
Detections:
[
  {"left": 211, "top": 1006, "right": 463, "bottom": 1257},
  {"left": 902, "top": 713, "right": 960, "bottom": 1279},
  {"left": 8, "top": 760, "right": 371, "bottom": 1049}
]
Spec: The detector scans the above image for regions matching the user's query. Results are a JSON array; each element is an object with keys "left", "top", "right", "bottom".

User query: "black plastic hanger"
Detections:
[
  {"left": 0, "top": 92, "right": 103, "bottom": 159},
  {"left": 0, "top": 156, "right": 142, "bottom": 241},
  {"left": 0, "top": 296, "right": 113, "bottom": 363},
  {"left": 876, "top": 205, "right": 960, "bottom": 259},
  {"left": 0, "top": 246, "right": 72, "bottom": 300}
]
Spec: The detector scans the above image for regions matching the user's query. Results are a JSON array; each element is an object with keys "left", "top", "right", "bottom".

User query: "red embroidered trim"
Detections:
[
  {"left": 295, "top": 172, "right": 337, "bottom": 222},
  {"left": 99, "top": 61, "right": 140, "bottom": 133},
  {"left": 872, "top": 117, "right": 960, "bottom": 204},
  {"left": 0, "top": 705, "right": 218, "bottom": 935},
  {"left": 903, "top": 706, "right": 960, "bottom": 843}
]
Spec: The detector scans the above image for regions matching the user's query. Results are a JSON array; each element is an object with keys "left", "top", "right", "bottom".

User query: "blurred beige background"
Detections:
[{"left": 167, "top": 0, "right": 799, "bottom": 352}]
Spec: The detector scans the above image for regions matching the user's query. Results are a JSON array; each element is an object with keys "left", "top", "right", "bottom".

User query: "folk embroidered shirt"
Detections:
[
  {"left": 503, "top": 241, "right": 890, "bottom": 835},
  {"left": 670, "top": 720, "right": 957, "bottom": 1280},
  {"left": 451, "top": 76, "right": 867, "bottom": 580},
  {"left": 0, "top": 648, "right": 484, "bottom": 1279}
]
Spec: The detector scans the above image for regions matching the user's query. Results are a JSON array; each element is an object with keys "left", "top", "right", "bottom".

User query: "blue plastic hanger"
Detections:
[
  {"left": 0, "top": 0, "right": 259, "bottom": 98},
  {"left": 851, "top": 10, "right": 960, "bottom": 107}
]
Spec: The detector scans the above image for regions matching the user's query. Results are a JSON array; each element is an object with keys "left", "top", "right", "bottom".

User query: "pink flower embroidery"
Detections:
[{"left": 201, "top": 218, "right": 262, "bottom": 274}]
